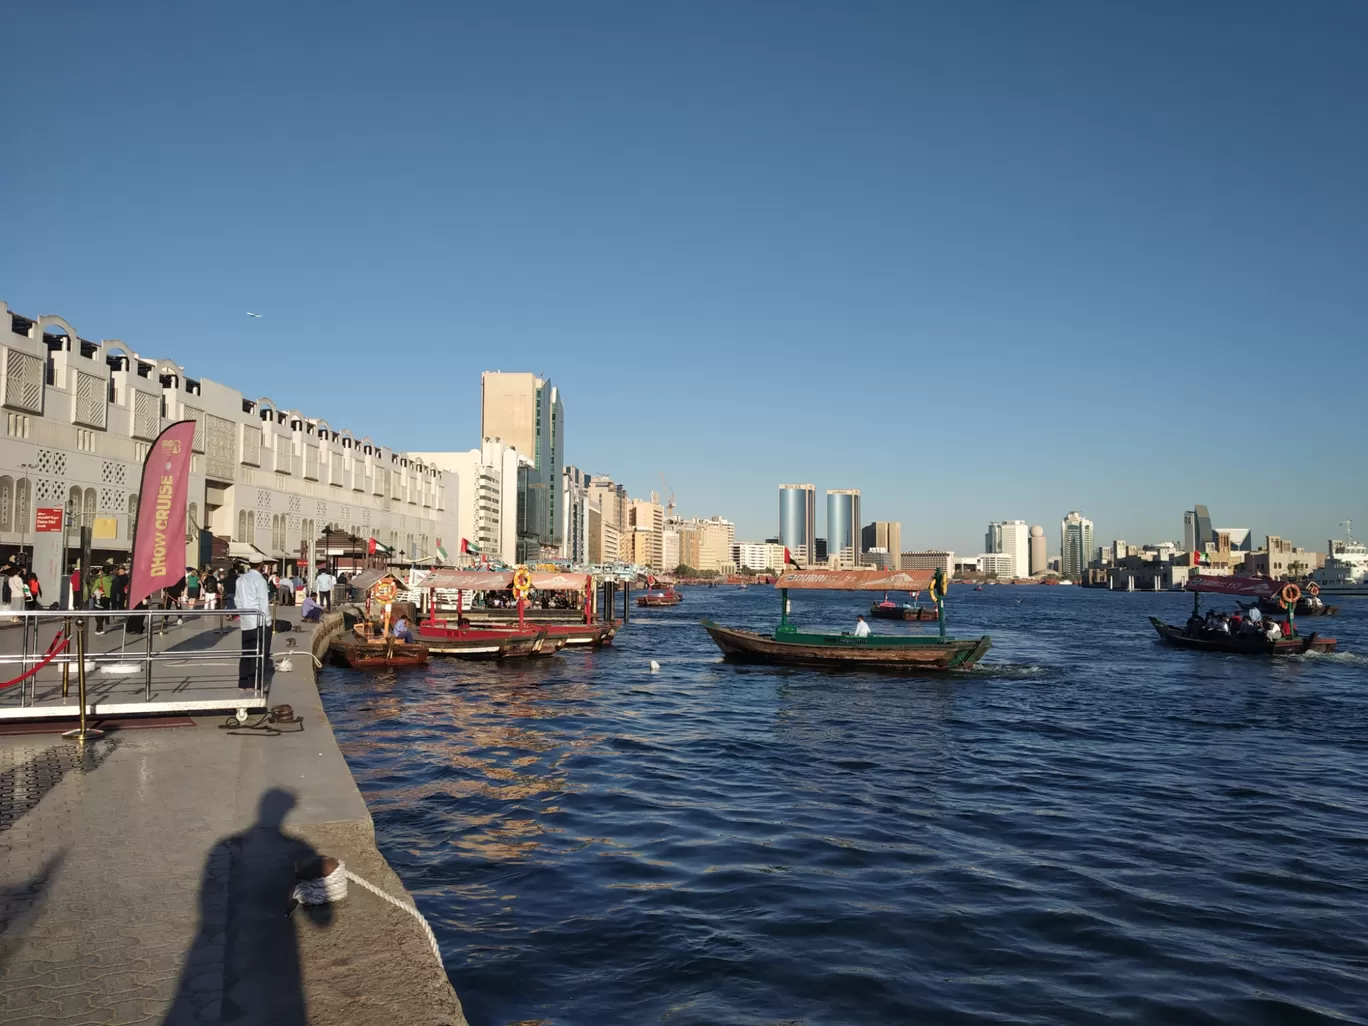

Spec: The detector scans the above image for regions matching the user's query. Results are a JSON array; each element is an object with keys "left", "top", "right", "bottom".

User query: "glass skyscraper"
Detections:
[
  {"left": 778, "top": 484, "right": 816, "bottom": 566},
  {"left": 826, "top": 489, "right": 861, "bottom": 567}
]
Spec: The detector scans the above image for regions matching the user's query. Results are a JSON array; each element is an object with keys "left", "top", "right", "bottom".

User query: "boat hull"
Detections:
[
  {"left": 1148, "top": 617, "right": 1336, "bottom": 655},
  {"left": 702, "top": 621, "right": 990, "bottom": 672},
  {"left": 424, "top": 617, "right": 618, "bottom": 647},
  {"left": 418, "top": 624, "right": 566, "bottom": 659},
  {"left": 637, "top": 595, "right": 682, "bottom": 607},
  {"left": 327, "top": 639, "right": 429, "bottom": 669},
  {"left": 869, "top": 604, "right": 937, "bottom": 621}
]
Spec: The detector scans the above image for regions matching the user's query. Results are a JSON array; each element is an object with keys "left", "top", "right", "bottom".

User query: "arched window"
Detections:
[
  {"left": 0, "top": 476, "right": 12, "bottom": 533},
  {"left": 15, "top": 479, "right": 31, "bottom": 536},
  {"left": 127, "top": 493, "right": 138, "bottom": 540}
]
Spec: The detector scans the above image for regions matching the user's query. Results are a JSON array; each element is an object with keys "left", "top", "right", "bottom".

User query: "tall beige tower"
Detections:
[{"left": 1029, "top": 524, "right": 1048, "bottom": 575}]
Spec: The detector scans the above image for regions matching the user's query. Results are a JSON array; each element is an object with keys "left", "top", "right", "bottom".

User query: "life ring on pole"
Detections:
[
  {"left": 1306, "top": 582, "right": 1320, "bottom": 598},
  {"left": 929, "top": 570, "right": 948, "bottom": 602},
  {"left": 512, "top": 566, "right": 533, "bottom": 601},
  {"left": 373, "top": 579, "right": 399, "bottom": 604},
  {"left": 1280, "top": 583, "right": 1302, "bottom": 607}
]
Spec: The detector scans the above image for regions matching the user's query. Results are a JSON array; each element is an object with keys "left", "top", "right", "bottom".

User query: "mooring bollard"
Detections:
[{"left": 63, "top": 618, "right": 103, "bottom": 743}]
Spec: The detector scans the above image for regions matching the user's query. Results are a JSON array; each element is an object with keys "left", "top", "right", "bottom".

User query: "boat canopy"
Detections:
[
  {"left": 418, "top": 569, "right": 592, "bottom": 591},
  {"left": 347, "top": 569, "right": 409, "bottom": 593},
  {"left": 1184, "top": 574, "right": 1280, "bottom": 598},
  {"left": 773, "top": 569, "right": 935, "bottom": 591}
]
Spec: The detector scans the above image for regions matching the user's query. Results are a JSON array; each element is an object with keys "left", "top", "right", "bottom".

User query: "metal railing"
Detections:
[{"left": 0, "top": 607, "right": 271, "bottom": 735}]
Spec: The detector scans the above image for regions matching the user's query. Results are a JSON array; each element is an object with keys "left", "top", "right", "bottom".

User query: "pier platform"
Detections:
[{"left": 0, "top": 608, "right": 466, "bottom": 1026}]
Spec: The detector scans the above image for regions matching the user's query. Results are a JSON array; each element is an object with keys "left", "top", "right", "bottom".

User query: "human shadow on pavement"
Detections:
[
  {"left": 0, "top": 852, "right": 65, "bottom": 977},
  {"left": 164, "top": 788, "right": 332, "bottom": 1026}
]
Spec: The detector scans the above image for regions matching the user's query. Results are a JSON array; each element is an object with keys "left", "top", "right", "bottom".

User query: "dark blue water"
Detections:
[{"left": 320, "top": 587, "right": 1368, "bottom": 1026}]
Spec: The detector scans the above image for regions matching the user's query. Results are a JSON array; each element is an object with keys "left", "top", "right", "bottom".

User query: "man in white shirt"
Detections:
[
  {"left": 236, "top": 559, "right": 274, "bottom": 689},
  {"left": 315, "top": 569, "right": 335, "bottom": 611},
  {"left": 854, "top": 615, "right": 871, "bottom": 638}
]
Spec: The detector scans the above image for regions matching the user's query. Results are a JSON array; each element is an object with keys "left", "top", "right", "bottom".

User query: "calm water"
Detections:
[{"left": 320, "top": 587, "right": 1368, "bottom": 1026}]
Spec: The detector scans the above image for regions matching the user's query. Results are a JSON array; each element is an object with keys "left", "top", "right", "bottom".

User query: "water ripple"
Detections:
[{"left": 322, "top": 588, "right": 1368, "bottom": 1026}]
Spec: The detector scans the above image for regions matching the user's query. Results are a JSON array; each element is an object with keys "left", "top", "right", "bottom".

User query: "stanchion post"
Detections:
[
  {"left": 61, "top": 616, "right": 71, "bottom": 698},
  {"left": 145, "top": 610, "right": 155, "bottom": 701},
  {"left": 63, "top": 617, "right": 103, "bottom": 742}
]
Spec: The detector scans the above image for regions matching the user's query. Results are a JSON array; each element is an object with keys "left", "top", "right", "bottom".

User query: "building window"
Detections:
[
  {"left": 14, "top": 479, "right": 31, "bottom": 536},
  {"left": 127, "top": 493, "right": 138, "bottom": 540},
  {"left": 0, "top": 476, "right": 11, "bottom": 532}
]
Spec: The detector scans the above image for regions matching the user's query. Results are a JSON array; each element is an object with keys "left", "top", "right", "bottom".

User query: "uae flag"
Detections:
[
  {"left": 436, "top": 544, "right": 449, "bottom": 562},
  {"left": 367, "top": 537, "right": 393, "bottom": 555},
  {"left": 461, "top": 538, "right": 481, "bottom": 555}
]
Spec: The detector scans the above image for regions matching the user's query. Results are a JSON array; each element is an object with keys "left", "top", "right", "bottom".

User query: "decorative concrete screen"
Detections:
[
  {"left": 75, "top": 371, "right": 108, "bottom": 428},
  {"left": 4, "top": 348, "right": 44, "bottom": 412}
]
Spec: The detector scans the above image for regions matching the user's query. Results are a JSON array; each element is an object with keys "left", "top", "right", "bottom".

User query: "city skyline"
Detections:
[{"left": 3, "top": 4, "right": 1363, "bottom": 553}]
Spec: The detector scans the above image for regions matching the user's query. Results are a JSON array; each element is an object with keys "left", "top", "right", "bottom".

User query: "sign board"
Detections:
[
  {"left": 93, "top": 516, "right": 119, "bottom": 540},
  {"left": 35, "top": 507, "right": 63, "bottom": 532}
]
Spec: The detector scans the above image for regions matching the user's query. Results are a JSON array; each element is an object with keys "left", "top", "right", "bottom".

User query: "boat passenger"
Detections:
[
  {"left": 1265, "top": 620, "right": 1283, "bottom": 642},
  {"left": 393, "top": 616, "right": 413, "bottom": 642},
  {"left": 1214, "top": 615, "right": 1231, "bottom": 635},
  {"left": 854, "top": 615, "right": 871, "bottom": 638},
  {"left": 301, "top": 593, "right": 323, "bottom": 623},
  {"left": 1246, "top": 605, "right": 1263, "bottom": 626}
]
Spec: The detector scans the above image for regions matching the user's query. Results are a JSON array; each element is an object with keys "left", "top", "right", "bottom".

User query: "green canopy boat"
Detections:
[{"left": 702, "top": 567, "right": 991, "bottom": 672}]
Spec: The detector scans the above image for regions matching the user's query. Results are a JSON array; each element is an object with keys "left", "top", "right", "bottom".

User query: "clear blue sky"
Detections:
[{"left": 3, "top": 1, "right": 1365, "bottom": 554}]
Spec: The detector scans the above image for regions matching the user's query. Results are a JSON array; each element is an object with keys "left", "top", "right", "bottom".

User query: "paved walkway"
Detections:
[{"left": 0, "top": 610, "right": 467, "bottom": 1026}]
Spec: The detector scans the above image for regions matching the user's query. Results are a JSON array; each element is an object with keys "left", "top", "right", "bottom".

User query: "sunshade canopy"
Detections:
[{"left": 773, "top": 569, "right": 936, "bottom": 591}]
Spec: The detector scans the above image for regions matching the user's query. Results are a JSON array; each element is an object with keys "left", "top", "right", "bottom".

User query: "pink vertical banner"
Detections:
[{"left": 128, "top": 420, "right": 197, "bottom": 613}]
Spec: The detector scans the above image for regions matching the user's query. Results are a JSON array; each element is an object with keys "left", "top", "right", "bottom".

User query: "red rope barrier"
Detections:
[{"left": 0, "top": 630, "right": 72, "bottom": 691}]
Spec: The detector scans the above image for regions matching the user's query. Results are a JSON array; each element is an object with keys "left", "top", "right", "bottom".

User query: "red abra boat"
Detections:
[{"left": 637, "top": 582, "right": 682, "bottom": 607}]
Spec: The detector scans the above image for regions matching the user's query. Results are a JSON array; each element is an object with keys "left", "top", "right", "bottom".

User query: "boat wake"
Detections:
[
  {"left": 1296, "top": 649, "right": 1368, "bottom": 666},
  {"left": 963, "top": 662, "right": 1051, "bottom": 679}
]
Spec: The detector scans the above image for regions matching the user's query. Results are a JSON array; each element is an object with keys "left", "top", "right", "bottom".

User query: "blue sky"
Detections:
[{"left": 3, "top": 1, "right": 1364, "bottom": 554}]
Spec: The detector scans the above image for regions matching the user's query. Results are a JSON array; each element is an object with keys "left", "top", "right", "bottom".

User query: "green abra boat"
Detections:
[{"left": 703, "top": 567, "right": 991, "bottom": 672}]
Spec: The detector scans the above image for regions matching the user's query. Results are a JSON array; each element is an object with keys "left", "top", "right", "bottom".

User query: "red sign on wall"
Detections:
[{"left": 35, "top": 507, "right": 64, "bottom": 532}]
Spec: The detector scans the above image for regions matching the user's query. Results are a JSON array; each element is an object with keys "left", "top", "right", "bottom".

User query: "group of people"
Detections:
[
  {"left": 0, "top": 561, "right": 42, "bottom": 621},
  {"left": 1188, "top": 605, "right": 1286, "bottom": 642}
]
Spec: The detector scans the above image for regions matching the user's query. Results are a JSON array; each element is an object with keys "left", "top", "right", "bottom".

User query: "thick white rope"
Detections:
[
  {"left": 290, "top": 861, "right": 443, "bottom": 966},
  {"left": 344, "top": 869, "right": 444, "bottom": 967}
]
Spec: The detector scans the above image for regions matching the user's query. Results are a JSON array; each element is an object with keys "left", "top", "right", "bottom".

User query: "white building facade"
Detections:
[
  {"left": 2, "top": 301, "right": 459, "bottom": 593},
  {"left": 736, "top": 542, "right": 786, "bottom": 572},
  {"left": 414, "top": 437, "right": 521, "bottom": 565}
]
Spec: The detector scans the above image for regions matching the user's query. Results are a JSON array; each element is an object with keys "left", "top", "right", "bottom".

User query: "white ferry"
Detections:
[{"left": 1308, "top": 523, "right": 1368, "bottom": 596}]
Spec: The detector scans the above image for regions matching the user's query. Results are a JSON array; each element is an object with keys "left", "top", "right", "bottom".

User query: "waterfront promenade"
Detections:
[{"left": 0, "top": 609, "right": 466, "bottom": 1026}]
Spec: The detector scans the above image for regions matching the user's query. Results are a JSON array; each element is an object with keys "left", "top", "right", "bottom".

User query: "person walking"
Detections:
[
  {"left": 92, "top": 564, "right": 113, "bottom": 634},
  {"left": 314, "top": 568, "right": 335, "bottom": 611},
  {"left": 185, "top": 567, "right": 201, "bottom": 609},
  {"left": 235, "top": 559, "right": 274, "bottom": 690},
  {"left": 853, "top": 614, "right": 871, "bottom": 637}
]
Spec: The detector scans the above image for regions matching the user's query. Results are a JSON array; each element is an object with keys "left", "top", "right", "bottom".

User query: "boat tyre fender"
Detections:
[{"left": 1280, "top": 583, "right": 1302, "bottom": 607}]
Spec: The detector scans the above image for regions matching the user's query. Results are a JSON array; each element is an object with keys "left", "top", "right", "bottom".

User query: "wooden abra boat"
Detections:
[
  {"left": 328, "top": 633, "right": 429, "bottom": 669},
  {"left": 704, "top": 568, "right": 991, "bottom": 672},
  {"left": 869, "top": 592, "right": 936, "bottom": 621},
  {"left": 637, "top": 584, "right": 682, "bottom": 607},
  {"left": 1148, "top": 618, "right": 1334, "bottom": 656},
  {"left": 1150, "top": 575, "right": 1338, "bottom": 656}
]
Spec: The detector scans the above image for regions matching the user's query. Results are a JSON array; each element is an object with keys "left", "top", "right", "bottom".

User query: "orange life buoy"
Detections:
[
  {"left": 512, "top": 566, "right": 533, "bottom": 600},
  {"left": 1280, "top": 583, "right": 1301, "bottom": 607},
  {"left": 373, "top": 579, "right": 398, "bottom": 604},
  {"left": 1307, "top": 583, "right": 1320, "bottom": 598}
]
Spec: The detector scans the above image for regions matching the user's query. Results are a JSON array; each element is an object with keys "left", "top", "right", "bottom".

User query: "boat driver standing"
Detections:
[{"left": 854, "top": 615, "right": 871, "bottom": 637}]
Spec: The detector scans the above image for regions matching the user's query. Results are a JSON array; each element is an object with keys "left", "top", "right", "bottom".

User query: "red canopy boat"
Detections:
[
  {"left": 1148, "top": 573, "right": 1338, "bottom": 656},
  {"left": 416, "top": 569, "right": 618, "bottom": 654}
]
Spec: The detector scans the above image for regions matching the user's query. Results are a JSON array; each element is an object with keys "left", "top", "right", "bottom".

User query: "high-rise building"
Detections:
[
  {"left": 1193, "top": 504, "right": 1212, "bottom": 551},
  {"left": 979, "top": 553, "right": 1015, "bottom": 578},
  {"left": 826, "top": 489, "right": 861, "bottom": 567},
  {"left": 1183, "top": 510, "right": 1197, "bottom": 552},
  {"left": 1000, "top": 520, "right": 1029, "bottom": 579},
  {"left": 1061, "top": 511, "right": 1094, "bottom": 578},
  {"left": 778, "top": 484, "right": 816, "bottom": 566},
  {"left": 587, "top": 476, "right": 627, "bottom": 530},
  {"left": 415, "top": 437, "right": 520, "bottom": 564},
  {"left": 861, "top": 521, "right": 902, "bottom": 565},
  {"left": 985, "top": 522, "right": 1004, "bottom": 554},
  {"left": 901, "top": 550, "right": 954, "bottom": 575},
  {"left": 662, "top": 528, "right": 681, "bottom": 571},
  {"left": 481, "top": 371, "right": 564, "bottom": 548},
  {"left": 1028, "top": 525, "right": 1047, "bottom": 575},
  {"left": 559, "top": 466, "right": 588, "bottom": 563},
  {"left": 627, "top": 498, "right": 664, "bottom": 569},
  {"left": 736, "top": 542, "right": 787, "bottom": 572},
  {"left": 815, "top": 538, "right": 828, "bottom": 562},
  {"left": 697, "top": 516, "right": 736, "bottom": 573}
]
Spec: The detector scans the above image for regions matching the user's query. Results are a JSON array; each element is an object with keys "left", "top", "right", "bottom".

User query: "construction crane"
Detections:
[{"left": 660, "top": 473, "right": 676, "bottom": 518}]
